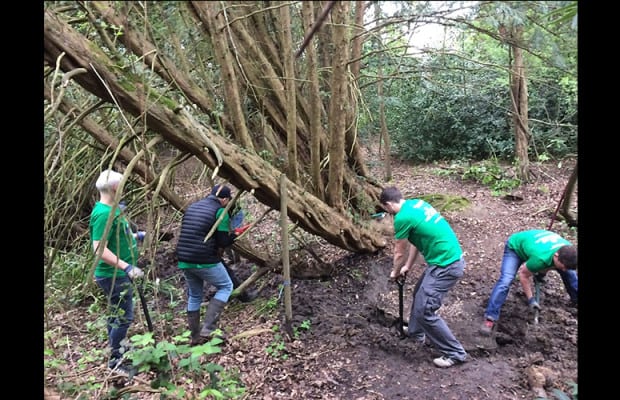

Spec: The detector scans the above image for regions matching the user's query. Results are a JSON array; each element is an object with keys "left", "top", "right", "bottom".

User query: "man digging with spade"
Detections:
[{"left": 380, "top": 186, "right": 468, "bottom": 368}]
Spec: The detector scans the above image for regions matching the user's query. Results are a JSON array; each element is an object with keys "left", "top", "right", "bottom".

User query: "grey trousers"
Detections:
[{"left": 407, "top": 258, "right": 468, "bottom": 362}]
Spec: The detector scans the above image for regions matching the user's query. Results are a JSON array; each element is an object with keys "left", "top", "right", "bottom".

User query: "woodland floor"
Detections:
[{"left": 44, "top": 152, "right": 580, "bottom": 400}]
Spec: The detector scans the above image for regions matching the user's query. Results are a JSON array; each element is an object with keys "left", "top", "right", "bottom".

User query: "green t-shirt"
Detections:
[
  {"left": 507, "top": 229, "right": 571, "bottom": 273},
  {"left": 89, "top": 202, "right": 139, "bottom": 278},
  {"left": 394, "top": 199, "right": 462, "bottom": 267},
  {"left": 178, "top": 208, "right": 231, "bottom": 270},
  {"left": 216, "top": 208, "right": 231, "bottom": 232}
]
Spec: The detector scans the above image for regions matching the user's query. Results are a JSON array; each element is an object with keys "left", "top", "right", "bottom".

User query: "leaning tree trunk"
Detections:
[
  {"left": 44, "top": 8, "right": 385, "bottom": 253},
  {"left": 190, "top": 2, "right": 379, "bottom": 209},
  {"left": 559, "top": 161, "right": 578, "bottom": 227},
  {"left": 86, "top": 1, "right": 384, "bottom": 213},
  {"left": 89, "top": 1, "right": 381, "bottom": 214}
]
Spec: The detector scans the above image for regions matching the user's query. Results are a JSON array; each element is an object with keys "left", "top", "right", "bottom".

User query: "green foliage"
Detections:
[
  {"left": 255, "top": 290, "right": 281, "bottom": 316},
  {"left": 258, "top": 149, "right": 274, "bottom": 164},
  {"left": 45, "top": 249, "right": 94, "bottom": 311},
  {"left": 198, "top": 366, "right": 246, "bottom": 399},
  {"left": 390, "top": 84, "right": 514, "bottom": 163},
  {"left": 265, "top": 325, "right": 288, "bottom": 360},
  {"left": 535, "top": 380, "right": 578, "bottom": 400},
  {"left": 45, "top": 324, "right": 244, "bottom": 398},
  {"left": 461, "top": 160, "right": 521, "bottom": 196},
  {"left": 418, "top": 193, "right": 470, "bottom": 212},
  {"left": 358, "top": 2, "right": 577, "bottom": 165},
  {"left": 348, "top": 268, "right": 364, "bottom": 281},
  {"left": 293, "top": 319, "right": 312, "bottom": 339},
  {"left": 543, "top": 1, "right": 577, "bottom": 29},
  {"left": 125, "top": 332, "right": 244, "bottom": 398},
  {"left": 265, "top": 320, "right": 312, "bottom": 359}
]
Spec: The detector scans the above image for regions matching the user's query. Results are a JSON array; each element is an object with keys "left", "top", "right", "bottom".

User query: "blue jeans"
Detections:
[
  {"left": 95, "top": 276, "right": 134, "bottom": 363},
  {"left": 484, "top": 242, "right": 579, "bottom": 321},
  {"left": 407, "top": 257, "right": 467, "bottom": 362},
  {"left": 183, "top": 262, "right": 233, "bottom": 312},
  {"left": 558, "top": 268, "right": 578, "bottom": 304}
]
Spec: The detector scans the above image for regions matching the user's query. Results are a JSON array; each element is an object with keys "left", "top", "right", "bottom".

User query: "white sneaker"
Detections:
[
  {"left": 433, "top": 356, "right": 461, "bottom": 368},
  {"left": 403, "top": 326, "right": 425, "bottom": 340}
]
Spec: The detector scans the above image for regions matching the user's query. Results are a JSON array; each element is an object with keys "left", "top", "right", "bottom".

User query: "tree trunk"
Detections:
[
  {"left": 507, "top": 25, "right": 531, "bottom": 182},
  {"left": 278, "top": 1, "right": 299, "bottom": 184},
  {"left": 326, "top": 1, "right": 350, "bottom": 212},
  {"left": 90, "top": 1, "right": 381, "bottom": 211},
  {"left": 44, "top": 8, "right": 385, "bottom": 253},
  {"left": 344, "top": 1, "right": 370, "bottom": 178},
  {"left": 198, "top": 2, "right": 255, "bottom": 151},
  {"left": 375, "top": 2, "right": 391, "bottom": 182},
  {"left": 301, "top": 2, "right": 326, "bottom": 200}
]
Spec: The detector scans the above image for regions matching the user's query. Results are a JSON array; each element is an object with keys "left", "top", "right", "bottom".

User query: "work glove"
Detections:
[
  {"left": 533, "top": 272, "right": 547, "bottom": 285},
  {"left": 234, "top": 224, "right": 251, "bottom": 236},
  {"left": 528, "top": 297, "right": 541, "bottom": 311},
  {"left": 230, "top": 210, "right": 245, "bottom": 229},
  {"left": 134, "top": 231, "right": 146, "bottom": 241},
  {"left": 125, "top": 264, "right": 144, "bottom": 280}
]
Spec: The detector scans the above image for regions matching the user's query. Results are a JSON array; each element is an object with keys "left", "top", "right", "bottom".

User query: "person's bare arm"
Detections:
[
  {"left": 518, "top": 263, "right": 534, "bottom": 300},
  {"left": 402, "top": 243, "right": 419, "bottom": 273},
  {"left": 92, "top": 240, "right": 131, "bottom": 271},
  {"left": 391, "top": 239, "right": 411, "bottom": 278}
]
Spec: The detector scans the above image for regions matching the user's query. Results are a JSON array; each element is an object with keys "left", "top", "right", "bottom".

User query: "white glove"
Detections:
[
  {"left": 134, "top": 231, "right": 146, "bottom": 241},
  {"left": 125, "top": 265, "right": 144, "bottom": 279}
]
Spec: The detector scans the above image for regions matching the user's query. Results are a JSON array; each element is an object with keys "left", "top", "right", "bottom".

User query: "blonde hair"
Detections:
[{"left": 95, "top": 169, "right": 123, "bottom": 192}]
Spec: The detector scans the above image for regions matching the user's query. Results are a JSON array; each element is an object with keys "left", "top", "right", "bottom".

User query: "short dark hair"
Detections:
[
  {"left": 211, "top": 184, "right": 232, "bottom": 199},
  {"left": 557, "top": 245, "right": 577, "bottom": 270},
  {"left": 379, "top": 186, "right": 403, "bottom": 205}
]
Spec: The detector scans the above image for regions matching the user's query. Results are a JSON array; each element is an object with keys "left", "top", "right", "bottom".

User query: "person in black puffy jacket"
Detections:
[{"left": 176, "top": 184, "right": 250, "bottom": 345}]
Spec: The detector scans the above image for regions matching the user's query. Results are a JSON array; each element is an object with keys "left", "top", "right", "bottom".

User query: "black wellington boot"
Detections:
[
  {"left": 187, "top": 310, "right": 205, "bottom": 346},
  {"left": 199, "top": 299, "right": 227, "bottom": 339}
]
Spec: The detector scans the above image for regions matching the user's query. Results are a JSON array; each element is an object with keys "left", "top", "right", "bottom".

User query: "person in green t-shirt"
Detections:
[
  {"left": 90, "top": 169, "right": 145, "bottom": 377},
  {"left": 380, "top": 186, "right": 468, "bottom": 369},
  {"left": 479, "top": 229, "right": 578, "bottom": 336}
]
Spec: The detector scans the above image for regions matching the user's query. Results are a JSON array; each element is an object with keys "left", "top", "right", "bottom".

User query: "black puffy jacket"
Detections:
[{"left": 176, "top": 195, "right": 235, "bottom": 264}]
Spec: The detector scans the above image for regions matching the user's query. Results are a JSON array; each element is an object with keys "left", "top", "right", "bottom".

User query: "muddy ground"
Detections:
[{"left": 44, "top": 156, "right": 579, "bottom": 400}]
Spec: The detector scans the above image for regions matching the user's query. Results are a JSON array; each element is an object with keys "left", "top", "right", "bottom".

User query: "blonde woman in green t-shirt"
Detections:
[{"left": 90, "top": 169, "right": 145, "bottom": 377}]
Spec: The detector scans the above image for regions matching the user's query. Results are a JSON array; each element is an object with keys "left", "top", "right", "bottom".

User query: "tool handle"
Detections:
[
  {"left": 136, "top": 284, "right": 154, "bottom": 332},
  {"left": 397, "top": 277, "right": 405, "bottom": 337}
]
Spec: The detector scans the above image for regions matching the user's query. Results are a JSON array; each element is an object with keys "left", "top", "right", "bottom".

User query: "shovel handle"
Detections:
[
  {"left": 397, "top": 277, "right": 405, "bottom": 337},
  {"left": 533, "top": 280, "right": 541, "bottom": 325},
  {"left": 129, "top": 275, "right": 154, "bottom": 333}
]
